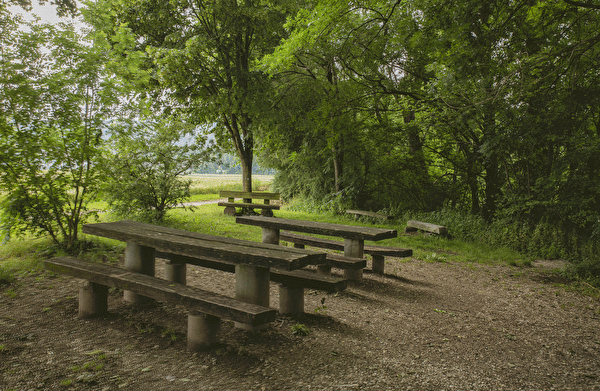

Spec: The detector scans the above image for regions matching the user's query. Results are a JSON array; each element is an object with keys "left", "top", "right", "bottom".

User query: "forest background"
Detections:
[{"left": 1, "top": 0, "right": 599, "bottom": 285}]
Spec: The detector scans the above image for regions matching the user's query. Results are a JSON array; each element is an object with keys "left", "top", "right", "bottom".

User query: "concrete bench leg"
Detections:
[
  {"left": 164, "top": 259, "right": 186, "bottom": 285},
  {"left": 372, "top": 255, "right": 385, "bottom": 274},
  {"left": 262, "top": 227, "right": 280, "bottom": 245},
  {"left": 223, "top": 206, "right": 236, "bottom": 216},
  {"left": 79, "top": 281, "right": 108, "bottom": 318},
  {"left": 234, "top": 264, "right": 270, "bottom": 330},
  {"left": 124, "top": 242, "right": 155, "bottom": 304},
  {"left": 344, "top": 238, "right": 364, "bottom": 281},
  {"left": 187, "top": 311, "right": 220, "bottom": 351},
  {"left": 279, "top": 285, "right": 304, "bottom": 315},
  {"left": 316, "top": 265, "right": 332, "bottom": 276},
  {"left": 261, "top": 209, "right": 274, "bottom": 217}
]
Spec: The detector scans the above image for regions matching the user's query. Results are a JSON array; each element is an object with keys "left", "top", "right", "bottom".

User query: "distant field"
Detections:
[{"left": 186, "top": 174, "right": 274, "bottom": 195}]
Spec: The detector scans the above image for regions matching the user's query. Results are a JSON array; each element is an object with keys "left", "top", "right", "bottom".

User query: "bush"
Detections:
[{"left": 103, "top": 120, "right": 213, "bottom": 222}]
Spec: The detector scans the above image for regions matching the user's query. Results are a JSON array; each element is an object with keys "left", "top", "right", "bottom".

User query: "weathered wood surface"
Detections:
[
  {"left": 324, "top": 254, "right": 367, "bottom": 270},
  {"left": 217, "top": 202, "right": 280, "bottom": 210},
  {"left": 406, "top": 220, "right": 448, "bottom": 236},
  {"left": 280, "top": 232, "right": 412, "bottom": 258},
  {"left": 45, "top": 257, "right": 276, "bottom": 326},
  {"left": 83, "top": 220, "right": 324, "bottom": 271},
  {"left": 346, "top": 210, "right": 392, "bottom": 220},
  {"left": 219, "top": 191, "right": 280, "bottom": 201},
  {"left": 236, "top": 216, "right": 398, "bottom": 241},
  {"left": 155, "top": 251, "right": 347, "bottom": 292}
]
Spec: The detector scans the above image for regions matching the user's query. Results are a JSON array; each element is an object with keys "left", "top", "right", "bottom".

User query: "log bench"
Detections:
[
  {"left": 218, "top": 191, "right": 280, "bottom": 216},
  {"left": 405, "top": 220, "right": 448, "bottom": 236},
  {"left": 45, "top": 256, "right": 276, "bottom": 351},
  {"left": 279, "top": 231, "right": 412, "bottom": 275},
  {"left": 346, "top": 209, "right": 392, "bottom": 221}
]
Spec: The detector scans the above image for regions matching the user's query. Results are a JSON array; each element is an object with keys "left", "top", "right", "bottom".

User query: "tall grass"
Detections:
[{"left": 187, "top": 174, "right": 274, "bottom": 196}]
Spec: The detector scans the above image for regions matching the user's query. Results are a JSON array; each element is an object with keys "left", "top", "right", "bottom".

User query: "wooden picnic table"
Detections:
[
  {"left": 82, "top": 220, "right": 325, "bottom": 328},
  {"left": 235, "top": 216, "right": 398, "bottom": 280}
]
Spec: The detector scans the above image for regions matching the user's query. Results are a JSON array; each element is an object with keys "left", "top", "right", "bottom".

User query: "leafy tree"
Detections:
[
  {"left": 84, "top": 0, "right": 299, "bottom": 194},
  {"left": 0, "top": 21, "right": 119, "bottom": 250},
  {"left": 103, "top": 120, "right": 213, "bottom": 222}
]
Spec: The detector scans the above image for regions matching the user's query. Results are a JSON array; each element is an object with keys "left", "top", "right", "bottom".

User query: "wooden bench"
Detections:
[
  {"left": 405, "top": 220, "right": 448, "bottom": 236},
  {"left": 218, "top": 191, "right": 280, "bottom": 216},
  {"left": 279, "top": 231, "right": 412, "bottom": 275},
  {"left": 346, "top": 209, "right": 392, "bottom": 221},
  {"left": 236, "top": 216, "right": 399, "bottom": 279},
  {"left": 155, "top": 251, "right": 349, "bottom": 315},
  {"left": 82, "top": 220, "right": 337, "bottom": 317},
  {"left": 45, "top": 257, "right": 276, "bottom": 351}
]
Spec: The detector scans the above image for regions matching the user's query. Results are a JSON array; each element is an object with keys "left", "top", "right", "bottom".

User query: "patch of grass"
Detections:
[{"left": 290, "top": 323, "right": 311, "bottom": 336}]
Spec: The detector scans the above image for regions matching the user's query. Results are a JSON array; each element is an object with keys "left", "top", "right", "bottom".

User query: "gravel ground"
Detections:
[{"left": 1, "top": 255, "right": 599, "bottom": 390}]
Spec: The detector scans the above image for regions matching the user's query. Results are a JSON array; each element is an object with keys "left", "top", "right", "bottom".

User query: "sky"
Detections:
[{"left": 8, "top": 1, "right": 80, "bottom": 25}]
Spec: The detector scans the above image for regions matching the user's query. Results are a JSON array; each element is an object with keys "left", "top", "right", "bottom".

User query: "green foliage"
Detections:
[
  {"left": 290, "top": 323, "right": 311, "bottom": 336},
  {"left": 103, "top": 120, "right": 213, "bottom": 222},
  {"left": 84, "top": 0, "right": 301, "bottom": 192},
  {"left": 0, "top": 21, "right": 117, "bottom": 250}
]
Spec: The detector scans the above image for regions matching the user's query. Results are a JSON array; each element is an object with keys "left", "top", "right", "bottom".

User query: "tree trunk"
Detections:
[
  {"left": 482, "top": 104, "right": 500, "bottom": 221},
  {"left": 333, "top": 146, "right": 341, "bottom": 193}
]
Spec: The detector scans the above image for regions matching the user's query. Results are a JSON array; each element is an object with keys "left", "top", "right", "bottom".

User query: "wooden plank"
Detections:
[
  {"left": 346, "top": 210, "right": 391, "bottom": 220},
  {"left": 219, "top": 191, "right": 280, "bottom": 200},
  {"left": 45, "top": 257, "right": 276, "bottom": 326},
  {"left": 217, "top": 202, "right": 280, "bottom": 210},
  {"left": 155, "top": 251, "right": 347, "bottom": 292},
  {"left": 83, "top": 221, "right": 324, "bottom": 271},
  {"left": 324, "top": 254, "right": 367, "bottom": 270},
  {"left": 280, "top": 232, "right": 412, "bottom": 258},
  {"left": 117, "top": 220, "right": 316, "bottom": 258},
  {"left": 280, "top": 232, "right": 344, "bottom": 251},
  {"left": 406, "top": 220, "right": 448, "bottom": 236},
  {"left": 236, "top": 216, "right": 397, "bottom": 241}
]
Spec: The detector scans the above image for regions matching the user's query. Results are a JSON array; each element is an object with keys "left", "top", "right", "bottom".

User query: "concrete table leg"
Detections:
[
  {"left": 234, "top": 264, "right": 270, "bottom": 330},
  {"left": 279, "top": 285, "right": 304, "bottom": 315},
  {"left": 261, "top": 227, "right": 280, "bottom": 245},
  {"left": 187, "top": 311, "right": 221, "bottom": 351},
  {"left": 344, "top": 238, "right": 364, "bottom": 281},
  {"left": 164, "top": 259, "right": 186, "bottom": 285},
  {"left": 372, "top": 255, "right": 385, "bottom": 274},
  {"left": 123, "top": 242, "right": 155, "bottom": 304},
  {"left": 79, "top": 282, "right": 108, "bottom": 318}
]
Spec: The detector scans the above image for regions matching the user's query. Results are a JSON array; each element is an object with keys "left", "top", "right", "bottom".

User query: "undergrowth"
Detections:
[{"left": 402, "top": 207, "right": 600, "bottom": 287}]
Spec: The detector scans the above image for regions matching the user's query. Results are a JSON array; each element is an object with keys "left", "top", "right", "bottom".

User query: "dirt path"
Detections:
[{"left": 1, "top": 257, "right": 599, "bottom": 390}]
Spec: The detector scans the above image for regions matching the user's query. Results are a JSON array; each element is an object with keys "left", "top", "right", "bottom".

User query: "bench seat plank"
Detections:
[
  {"left": 406, "top": 220, "right": 448, "bottom": 236},
  {"left": 217, "top": 202, "right": 280, "bottom": 210},
  {"left": 220, "top": 191, "right": 280, "bottom": 201},
  {"left": 45, "top": 257, "right": 276, "bottom": 326},
  {"left": 155, "top": 251, "right": 348, "bottom": 292},
  {"left": 83, "top": 221, "right": 324, "bottom": 271},
  {"left": 346, "top": 210, "right": 391, "bottom": 220},
  {"left": 280, "top": 232, "right": 412, "bottom": 258}
]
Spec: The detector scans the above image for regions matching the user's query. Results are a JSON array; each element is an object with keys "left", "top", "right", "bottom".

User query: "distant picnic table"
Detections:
[{"left": 236, "top": 216, "right": 398, "bottom": 280}]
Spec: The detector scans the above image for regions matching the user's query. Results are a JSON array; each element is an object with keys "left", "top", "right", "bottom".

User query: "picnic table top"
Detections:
[
  {"left": 83, "top": 220, "right": 325, "bottom": 271},
  {"left": 235, "top": 216, "right": 398, "bottom": 241}
]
